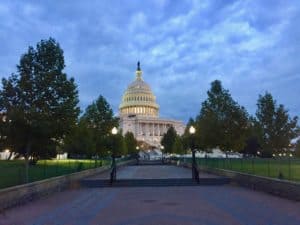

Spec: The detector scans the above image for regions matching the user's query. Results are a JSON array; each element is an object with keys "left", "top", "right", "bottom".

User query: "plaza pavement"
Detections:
[
  {"left": 90, "top": 165, "right": 218, "bottom": 179},
  {"left": 0, "top": 165, "right": 300, "bottom": 225}
]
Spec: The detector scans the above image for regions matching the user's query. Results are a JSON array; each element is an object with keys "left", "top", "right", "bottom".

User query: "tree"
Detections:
[
  {"left": 124, "top": 132, "right": 137, "bottom": 156},
  {"left": 173, "top": 135, "right": 184, "bottom": 155},
  {"left": 161, "top": 126, "right": 177, "bottom": 154},
  {"left": 63, "top": 120, "right": 95, "bottom": 158},
  {"left": 107, "top": 132, "right": 127, "bottom": 157},
  {"left": 256, "top": 92, "right": 299, "bottom": 156},
  {"left": 0, "top": 38, "right": 80, "bottom": 164},
  {"left": 195, "top": 80, "right": 249, "bottom": 153},
  {"left": 182, "top": 118, "right": 195, "bottom": 152},
  {"left": 81, "top": 95, "right": 119, "bottom": 156},
  {"left": 241, "top": 116, "right": 262, "bottom": 156},
  {"left": 242, "top": 136, "right": 261, "bottom": 156}
]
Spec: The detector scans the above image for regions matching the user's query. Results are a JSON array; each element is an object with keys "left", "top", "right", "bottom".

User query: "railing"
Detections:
[
  {"left": 0, "top": 158, "right": 111, "bottom": 189},
  {"left": 179, "top": 157, "right": 300, "bottom": 182}
]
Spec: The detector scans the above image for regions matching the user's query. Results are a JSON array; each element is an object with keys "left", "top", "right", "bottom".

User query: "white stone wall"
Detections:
[{"left": 119, "top": 115, "right": 185, "bottom": 147}]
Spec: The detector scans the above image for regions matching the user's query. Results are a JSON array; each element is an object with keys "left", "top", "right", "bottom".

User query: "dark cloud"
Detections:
[{"left": 0, "top": 0, "right": 299, "bottom": 123}]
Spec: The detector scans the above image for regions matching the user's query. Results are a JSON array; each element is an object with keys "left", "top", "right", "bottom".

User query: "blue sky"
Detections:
[{"left": 0, "top": 0, "right": 299, "bottom": 123}]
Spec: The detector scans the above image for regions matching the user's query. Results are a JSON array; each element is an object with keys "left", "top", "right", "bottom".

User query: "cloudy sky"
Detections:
[{"left": 0, "top": 0, "right": 299, "bottom": 123}]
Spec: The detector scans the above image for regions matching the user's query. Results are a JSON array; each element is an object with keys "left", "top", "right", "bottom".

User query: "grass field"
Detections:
[
  {"left": 190, "top": 158, "right": 300, "bottom": 182},
  {"left": 0, "top": 159, "right": 111, "bottom": 189}
]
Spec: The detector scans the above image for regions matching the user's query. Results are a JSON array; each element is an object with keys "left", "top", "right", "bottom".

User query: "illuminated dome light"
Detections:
[{"left": 119, "top": 62, "right": 159, "bottom": 118}]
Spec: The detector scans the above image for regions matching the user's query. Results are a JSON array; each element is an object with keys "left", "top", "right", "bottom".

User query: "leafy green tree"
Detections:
[
  {"left": 161, "top": 126, "right": 177, "bottom": 154},
  {"left": 241, "top": 116, "right": 262, "bottom": 156},
  {"left": 0, "top": 38, "right": 79, "bottom": 164},
  {"left": 124, "top": 132, "right": 137, "bottom": 156},
  {"left": 63, "top": 120, "right": 95, "bottom": 157},
  {"left": 81, "top": 95, "right": 119, "bottom": 156},
  {"left": 242, "top": 136, "right": 261, "bottom": 156},
  {"left": 107, "top": 132, "right": 127, "bottom": 157},
  {"left": 182, "top": 118, "right": 195, "bottom": 152},
  {"left": 173, "top": 135, "right": 184, "bottom": 155},
  {"left": 256, "top": 92, "right": 299, "bottom": 156},
  {"left": 196, "top": 80, "right": 249, "bottom": 152}
]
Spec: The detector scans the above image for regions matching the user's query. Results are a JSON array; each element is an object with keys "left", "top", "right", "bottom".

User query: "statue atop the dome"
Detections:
[
  {"left": 136, "top": 61, "right": 142, "bottom": 80},
  {"left": 137, "top": 61, "right": 141, "bottom": 71}
]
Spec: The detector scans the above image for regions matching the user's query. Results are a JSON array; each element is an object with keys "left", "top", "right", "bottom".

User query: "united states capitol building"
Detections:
[{"left": 119, "top": 62, "right": 185, "bottom": 149}]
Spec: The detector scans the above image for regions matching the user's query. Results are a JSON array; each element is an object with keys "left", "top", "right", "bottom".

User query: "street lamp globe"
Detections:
[
  {"left": 111, "top": 127, "right": 118, "bottom": 135},
  {"left": 189, "top": 126, "right": 196, "bottom": 134}
]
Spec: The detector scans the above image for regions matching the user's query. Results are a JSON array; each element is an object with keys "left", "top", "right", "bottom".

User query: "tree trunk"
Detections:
[
  {"left": 25, "top": 141, "right": 31, "bottom": 183},
  {"left": 7, "top": 151, "right": 13, "bottom": 160}
]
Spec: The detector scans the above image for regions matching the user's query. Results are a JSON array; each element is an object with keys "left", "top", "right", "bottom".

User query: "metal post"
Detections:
[
  {"left": 110, "top": 155, "right": 116, "bottom": 184},
  {"left": 56, "top": 159, "right": 58, "bottom": 176},
  {"left": 267, "top": 158, "right": 270, "bottom": 177},
  {"left": 192, "top": 150, "right": 199, "bottom": 183},
  {"left": 68, "top": 159, "right": 72, "bottom": 173},
  {"left": 288, "top": 156, "right": 291, "bottom": 180},
  {"left": 43, "top": 160, "right": 46, "bottom": 178},
  {"left": 19, "top": 167, "right": 23, "bottom": 185},
  {"left": 251, "top": 158, "right": 254, "bottom": 174},
  {"left": 240, "top": 158, "right": 243, "bottom": 171},
  {"left": 192, "top": 150, "right": 196, "bottom": 179}
]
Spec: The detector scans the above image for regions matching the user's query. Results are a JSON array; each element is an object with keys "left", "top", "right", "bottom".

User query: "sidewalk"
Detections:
[{"left": 89, "top": 165, "right": 218, "bottom": 179}]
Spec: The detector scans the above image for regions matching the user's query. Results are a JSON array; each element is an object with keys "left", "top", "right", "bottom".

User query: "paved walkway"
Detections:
[
  {"left": 91, "top": 165, "right": 217, "bottom": 179},
  {"left": 1, "top": 186, "right": 300, "bottom": 225},
  {"left": 1, "top": 165, "right": 300, "bottom": 225}
]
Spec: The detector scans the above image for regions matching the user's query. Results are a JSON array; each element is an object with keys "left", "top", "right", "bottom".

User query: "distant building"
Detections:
[{"left": 119, "top": 62, "right": 185, "bottom": 148}]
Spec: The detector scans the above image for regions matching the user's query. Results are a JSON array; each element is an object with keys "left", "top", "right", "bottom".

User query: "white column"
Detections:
[
  {"left": 152, "top": 123, "right": 154, "bottom": 136},
  {"left": 146, "top": 123, "right": 150, "bottom": 136},
  {"left": 159, "top": 124, "right": 161, "bottom": 136}
]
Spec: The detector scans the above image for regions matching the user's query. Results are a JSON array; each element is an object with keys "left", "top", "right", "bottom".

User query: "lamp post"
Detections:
[
  {"left": 160, "top": 145, "right": 164, "bottom": 164},
  {"left": 136, "top": 146, "right": 140, "bottom": 164},
  {"left": 110, "top": 127, "right": 118, "bottom": 183},
  {"left": 189, "top": 126, "right": 199, "bottom": 182}
]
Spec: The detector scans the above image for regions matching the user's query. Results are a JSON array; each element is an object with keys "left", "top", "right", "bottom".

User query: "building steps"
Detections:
[{"left": 81, "top": 177, "right": 231, "bottom": 188}]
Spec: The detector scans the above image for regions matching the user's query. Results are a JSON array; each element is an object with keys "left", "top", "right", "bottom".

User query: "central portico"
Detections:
[{"left": 119, "top": 62, "right": 185, "bottom": 148}]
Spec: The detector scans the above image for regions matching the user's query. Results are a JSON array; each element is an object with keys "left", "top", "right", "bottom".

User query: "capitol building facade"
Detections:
[{"left": 119, "top": 62, "right": 185, "bottom": 148}]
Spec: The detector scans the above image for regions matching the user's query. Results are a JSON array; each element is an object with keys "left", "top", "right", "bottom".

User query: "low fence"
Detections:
[
  {"left": 171, "top": 159, "right": 300, "bottom": 201},
  {"left": 0, "top": 159, "right": 135, "bottom": 211},
  {"left": 0, "top": 157, "right": 130, "bottom": 189},
  {"left": 178, "top": 157, "right": 300, "bottom": 182}
]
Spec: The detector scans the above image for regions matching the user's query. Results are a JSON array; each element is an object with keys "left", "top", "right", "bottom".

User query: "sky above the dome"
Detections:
[{"left": 0, "top": 0, "right": 300, "bottom": 123}]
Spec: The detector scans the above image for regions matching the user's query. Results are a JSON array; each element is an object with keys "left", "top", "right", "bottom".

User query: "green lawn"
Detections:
[
  {"left": 0, "top": 159, "right": 111, "bottom": 189},
  {"left": 191, "top": 158, "right": 300, "bottom": 182}
]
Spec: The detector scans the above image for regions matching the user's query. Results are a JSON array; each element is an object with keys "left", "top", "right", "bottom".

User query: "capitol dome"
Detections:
[{"left": 119, "top": 62, "right": 159, "bottom": 117}]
